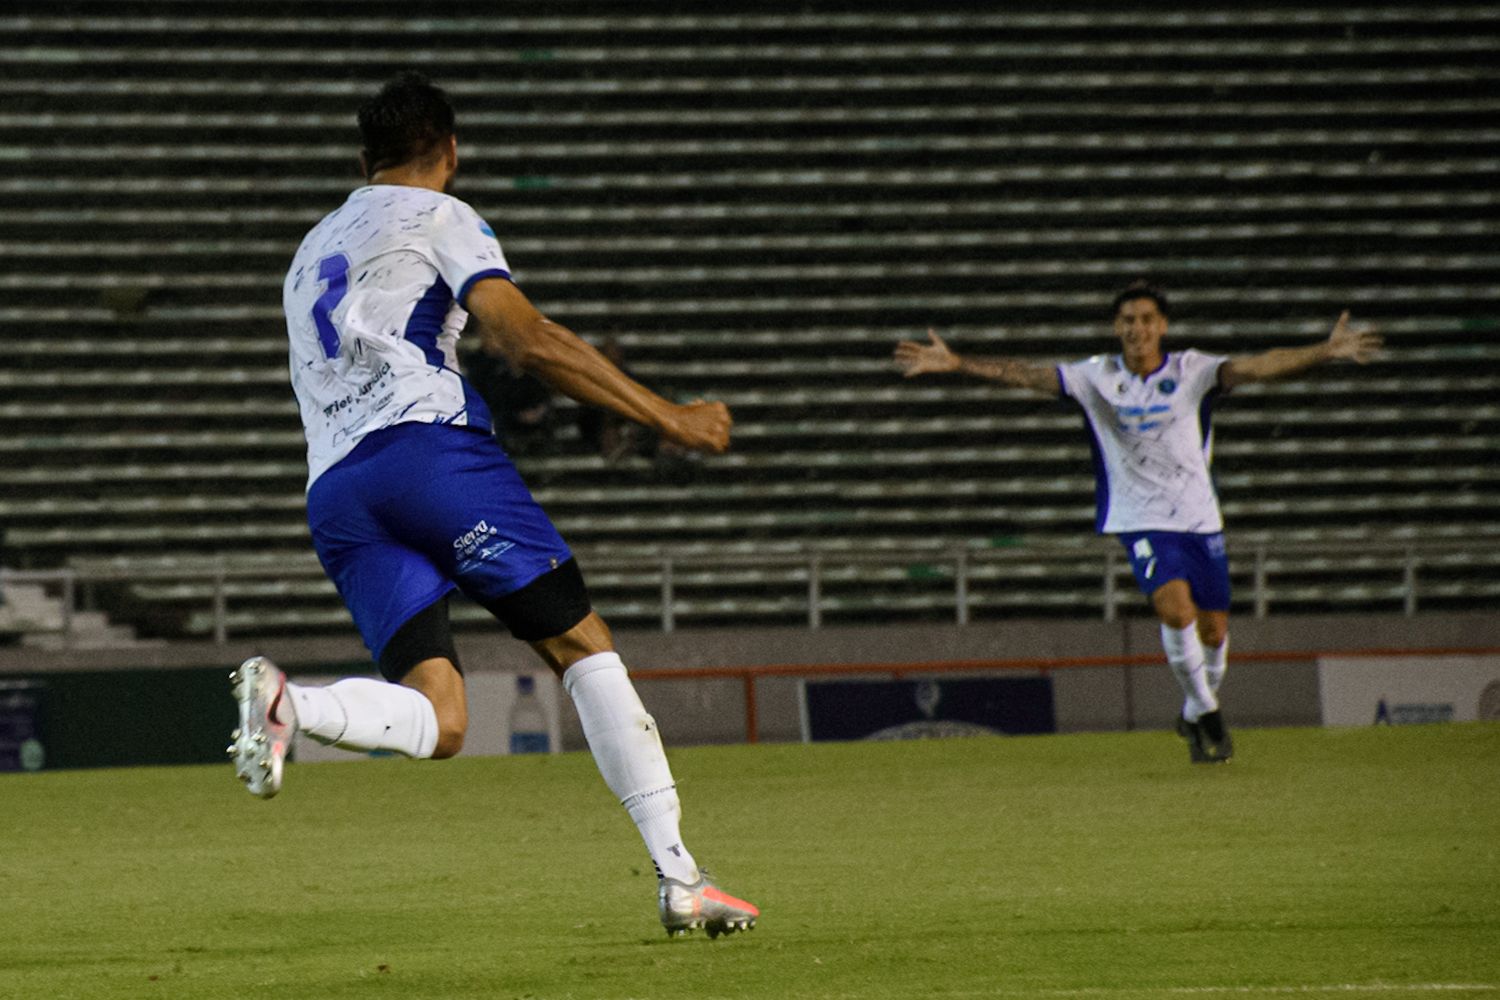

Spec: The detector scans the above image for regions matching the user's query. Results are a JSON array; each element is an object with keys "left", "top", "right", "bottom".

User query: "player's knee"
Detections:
[
  {"left": 1159, "top": 607, "right": 1196, "bottom": 630},
  {"left": 1151, "top": 580, "right": 1199, "bottom": 630},
  {"left": 432, "top": 715, "right": 466, "bottom": 759}
]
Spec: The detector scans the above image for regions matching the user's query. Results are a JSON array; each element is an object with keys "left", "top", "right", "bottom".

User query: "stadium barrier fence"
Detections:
[{"left": 2, "top": 538, "right": 1493, "bottom": 646}]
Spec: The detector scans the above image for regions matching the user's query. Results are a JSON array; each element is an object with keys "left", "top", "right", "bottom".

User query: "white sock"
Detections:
[
  {"left": 1160, "top": 623, "right": 1218, "bottom": 722},
  {"left": 1203, "top": 635, "right": 1229, "bottom": 695},
  {"left": 563, "top": 651, "right": 699, "bottom": 884},
  {"left": 286, "top": 679, "right": 439, "bottom": 758}
]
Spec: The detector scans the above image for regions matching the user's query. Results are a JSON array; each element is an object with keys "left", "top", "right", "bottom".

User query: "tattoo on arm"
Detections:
[{"left": 957, "top": 356, "right": 1060, "bottom": 395}]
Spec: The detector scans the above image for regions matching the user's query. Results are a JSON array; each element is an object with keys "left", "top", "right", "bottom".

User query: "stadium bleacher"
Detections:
[{"left": 1, "top": 3, "right": 1497, "bottom": 642}]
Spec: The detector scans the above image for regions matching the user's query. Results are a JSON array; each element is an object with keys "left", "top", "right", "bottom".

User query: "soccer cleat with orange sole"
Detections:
[{"left": 659, "top": 872, "right": 759, "bottom": 939}]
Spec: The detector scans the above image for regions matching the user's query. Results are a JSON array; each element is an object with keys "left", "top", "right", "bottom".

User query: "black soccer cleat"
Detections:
[
  {"left": 1195, "top": 709, "right": 1233, "bottom": 764},
  {"left": 1176, "top": 714, "right": 1210, "bottom": 764}
]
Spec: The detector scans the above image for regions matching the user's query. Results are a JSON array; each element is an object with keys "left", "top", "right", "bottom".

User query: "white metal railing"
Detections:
[
  {"left": 595, "top": 540, "right": 1492, "bottom": 632},
  {"left": 3, "top": 538, "right": 1494, "bottom": 646}
]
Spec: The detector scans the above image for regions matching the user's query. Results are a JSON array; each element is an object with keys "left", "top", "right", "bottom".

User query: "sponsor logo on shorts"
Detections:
[
  {"left": 453, "top": 520, "right": 515, "bottom": 564},
  {"left": 454, "top": 520, "right": 494, "bottom": 550},
  {"left": 477, "top": 541, "right": 515, "bottom": 561}
]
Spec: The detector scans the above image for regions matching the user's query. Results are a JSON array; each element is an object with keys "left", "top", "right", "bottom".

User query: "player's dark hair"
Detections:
[
  {"left": 1112, "top": 280, "right": 1170, "bottom": 318},
  {"left": 357, "top": 71, "right": 455, "bottom": 178}
]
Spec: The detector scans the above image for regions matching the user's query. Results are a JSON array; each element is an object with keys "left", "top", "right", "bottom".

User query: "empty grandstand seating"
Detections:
[{"left": 1, "top": 3, "right": 1496, "bottom": 641}]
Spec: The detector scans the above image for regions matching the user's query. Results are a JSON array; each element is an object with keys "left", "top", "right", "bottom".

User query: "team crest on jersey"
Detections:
[{"left": 1158, "top": 378, "right": 1177, "bottom": 395}]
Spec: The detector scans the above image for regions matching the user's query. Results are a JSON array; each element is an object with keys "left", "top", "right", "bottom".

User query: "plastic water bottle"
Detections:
[{"left": 508, "top": 675, "right": 551, "bottom": 754}]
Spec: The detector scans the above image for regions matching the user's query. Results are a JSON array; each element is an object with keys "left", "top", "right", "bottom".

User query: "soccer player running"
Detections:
[
  {"left": 893, "top": 281, "right": 1381, "bottom": 762},
  {"left": 229, "top": 72, "right": 757, "bottom": 938}
]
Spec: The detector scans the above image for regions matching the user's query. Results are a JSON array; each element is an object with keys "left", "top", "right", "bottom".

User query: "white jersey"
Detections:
[
  {"left": 283, "top": 184, "right": 511, "bottom": 486},
  {"left": 1057, "top": 349, "right": 1229, "bottom": 534}
]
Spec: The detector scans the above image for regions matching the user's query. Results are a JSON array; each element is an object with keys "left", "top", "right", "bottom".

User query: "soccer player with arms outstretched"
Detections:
[
  {"left": 230, "top": 72, "right": 757, "bottom": 938},
  {"left": 894, "top": 281, "right": 1380, "bottom": 762}
]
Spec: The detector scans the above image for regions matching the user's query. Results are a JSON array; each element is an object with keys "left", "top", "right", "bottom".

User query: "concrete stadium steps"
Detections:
[
  {"left": 12, "top": 129, "right": 1500, "bottom": 184},
  {"left": 4, "top": 191, "right": 1497, "bottom": 245},
  {"left": 6, "top": 216, "right": 1497, "bottom": 262},
  {"left": 2, "top": 409, "right": 1494, "bottom": 485},
  {"left": 10, "top": 99, "right": 1500, "bottom": 154},
  {"left": 4, "top": 429, "right": 1496, "bottom": 495},
  {"left": 7, "top": 258, "right": 1500, "bottom": 316},
  {"left": 0, "top": 317, "right": 1491, "bottom": 361},
  {"left": 6, "top": 159, "right": 1499, "bottom": 217},
  {"left": 0, "top": 581, "right": 143, "bottom": 649},
  {"left": 1, "top": 3, "right": 1497, "bottom": 635},
  {"left": 7, "top": 459, "right": 1496, "bottom": 561},
  {"left": 10, "top": 465, "right": 1497, "bottom": 529},
  {"left": 3, "top": 398, "right": 1494, "bottom": 445},
  {"left": 2, "top": 286, "right": 1496, "bottom": 344},
  {"left": 8, "top": 485, "right": 1500, "bottom": 566}
]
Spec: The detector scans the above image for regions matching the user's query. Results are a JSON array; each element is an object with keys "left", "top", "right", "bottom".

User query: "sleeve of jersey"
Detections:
[
  {"left": 1055, "top": 361, "right": 1080, "bottom": 400},
  {"left": 430, "top": 199, "right": 513, "bottom": 308},
  {"left": 1182, "top": 349, "right": 1230, "bottom": 399}
]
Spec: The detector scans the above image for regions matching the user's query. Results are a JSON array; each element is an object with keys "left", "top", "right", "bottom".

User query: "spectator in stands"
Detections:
[
  {"left": 576, "top": 336, "right": 655, "bottom": 464},
  {"left": 462, "top": 346, "right": 556, "bottom": 457},
  {"left": 651, "top": 432, "right": 705, "bottom": 486},
  {"left": 574, "top": 338, "right": 703, "bottom": 484},
  {"left": 239, "top": 72, "right": 755, "bottom": 938},
  {"left": 894, "top": 280, "right": 1381, "bottom": 763}
]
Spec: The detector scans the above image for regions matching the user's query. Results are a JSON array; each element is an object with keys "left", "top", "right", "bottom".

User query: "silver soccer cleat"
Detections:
[
  {"left": 229, "top": 655, "right": 295, "bottom": 799},
  {"left": 659, "top": 872, "right": 760, "bottom": 939}
]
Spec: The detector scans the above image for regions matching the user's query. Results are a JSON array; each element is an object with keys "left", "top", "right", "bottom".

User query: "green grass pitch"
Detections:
[{"left": 2, "top": 723, "right": 1496, "bottom": 1000}]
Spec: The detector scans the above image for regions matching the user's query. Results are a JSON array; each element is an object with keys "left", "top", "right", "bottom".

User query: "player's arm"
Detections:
[
  {"left": 464, "top": 277, "right": 730, "bottom": 453},
  {"left": 893, "top": 329, "right": 1061, "bottom": 396},
  {"left": 1220, "top": 310, "right": 1382, "bottom": 389}
]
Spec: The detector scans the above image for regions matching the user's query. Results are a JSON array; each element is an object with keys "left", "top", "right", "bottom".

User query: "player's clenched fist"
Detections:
[{"left": 664, "top": 399, "right": 732, "bottom": 453}]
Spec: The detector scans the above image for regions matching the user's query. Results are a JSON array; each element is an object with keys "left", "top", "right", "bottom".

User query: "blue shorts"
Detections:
[
  {"left": 307, "top": 423, "right": 573, "bottom": 661},
  {"left": 1116, "top": 530, "right": 1232, "bottom": 611}
]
